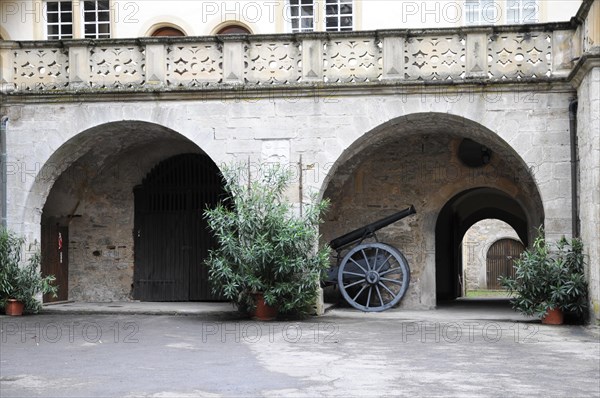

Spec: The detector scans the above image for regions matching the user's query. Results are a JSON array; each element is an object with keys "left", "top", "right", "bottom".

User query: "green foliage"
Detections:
[
  {"left": 0, "top": 228, "right": 58, "bottom": 314},
  {"left": 500, "top": 228, "right": 588, "bottom": 320},
  {"left": 204, "top": 164, "right": 331, "bottom": 316}
]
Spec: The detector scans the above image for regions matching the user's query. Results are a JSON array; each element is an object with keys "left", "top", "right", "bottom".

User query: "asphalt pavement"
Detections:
[{"left": 1, "top": 301, "right": 599, "bottom": 397}]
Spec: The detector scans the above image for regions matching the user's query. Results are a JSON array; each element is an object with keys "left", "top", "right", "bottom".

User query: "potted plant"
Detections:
[
  {"left": 1, "top": 228, "right": 58, "bottom": 315},
  {"left": 204, "top": 163, "right": 330, "bottom": 320},
  {"left": 500, "top": 229, "right": 588, "bottom": 325}
]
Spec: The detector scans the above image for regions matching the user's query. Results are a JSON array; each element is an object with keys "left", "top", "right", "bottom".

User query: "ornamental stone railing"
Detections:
[{"left": 0, "top": 21, "right": 594, "bottom": 95}]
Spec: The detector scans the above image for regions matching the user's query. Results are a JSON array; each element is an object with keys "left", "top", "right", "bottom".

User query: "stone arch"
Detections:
[
  {"left": 320, "top": 112, "right": 543, "bottom": 309},
  {"left": 26, "top": 121, "right": 223, "bottom": 302}
]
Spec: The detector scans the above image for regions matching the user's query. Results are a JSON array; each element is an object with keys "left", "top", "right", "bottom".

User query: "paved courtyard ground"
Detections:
[{"left": 1, "top": 301, "right": 599, "bottom": 397}]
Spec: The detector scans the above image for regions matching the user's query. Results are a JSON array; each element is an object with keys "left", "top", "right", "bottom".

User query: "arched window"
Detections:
[
  {"left": 216, "top": 25, "right": 252, "bottom": 35},
  {"left": 151, "top": 26, "right": 186, "bottom": 37}
]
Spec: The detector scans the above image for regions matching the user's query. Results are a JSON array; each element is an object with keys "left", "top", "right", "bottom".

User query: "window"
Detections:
[
  {"left": 151, "top": 27, "right": 186, "bottom": 37},
  {"left": 286, "top": 0, "right": 353, "bottom": 32},
  {"left": 465, "top": 0, "right": 498, "bottom": 25},
  {"left": 46, "top": 1, "right": 73, "bottom": 39},
  {"left": 507, "top": 0, "right": 538, "bottom": 24},
  {"left": 289, "top": 0, "right": 314, "bottom": 33},
  {"left": 216, "top": 24, "right": 252, "bottom": 34},
  {"left": 325, "top": 0, "right": 353, "bottom": 32},
  {"left": 83, "top": 0, "right": 111, "bottom": 39}
]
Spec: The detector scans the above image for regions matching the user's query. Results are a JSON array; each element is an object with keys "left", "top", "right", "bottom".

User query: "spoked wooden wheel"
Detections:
[{"left": 337, "top": 242, "right": 410, "bottom": 312}]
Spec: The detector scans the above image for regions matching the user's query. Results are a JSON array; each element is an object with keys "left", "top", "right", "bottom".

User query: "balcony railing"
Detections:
[{"left": 0, "top": 23, "right": 586, "bottom": 94}]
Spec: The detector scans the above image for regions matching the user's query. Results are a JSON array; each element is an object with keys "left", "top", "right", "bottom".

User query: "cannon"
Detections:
[{"left": 325, "top": 205, "right": 416, "bottom": 312}]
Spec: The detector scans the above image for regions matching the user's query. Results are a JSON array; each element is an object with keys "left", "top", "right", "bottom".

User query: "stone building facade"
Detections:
[{"left": 0, "top": 0, "right": 598, "bottom": 323}]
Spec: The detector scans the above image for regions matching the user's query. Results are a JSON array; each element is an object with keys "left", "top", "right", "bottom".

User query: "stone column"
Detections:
[
  {"left": 64, "top": 40, "right": 90, "bottom": 90},
  {"left": 143, "top": 40, "right": 167, "bottom": 87},
  {"left": 301, "top": 37, "right": 323, "bottom": 82},
  {"left": 221, "top": 36, "right": 245, "bottom": 84},
  {"left": 576, "top": 0, "right": 600, "bottom": 325},
  {"left": 0, "top": 41, "right": 15, "bottom": 93},
  {"left": 381, "top": 34, "right": 404, "bottom": 81},
  {"left": 466, "top": 29, "right": 490, "bottom": 79}
]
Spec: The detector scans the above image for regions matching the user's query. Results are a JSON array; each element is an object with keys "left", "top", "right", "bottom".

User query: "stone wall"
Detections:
[
  {"left": 2, "top": 87, "right": 575, "bottom": 305},
  {"left": 577, "top": 66, "right": 600, "bottom": 324},
  {"left": 462, "top": 220, "right": 521, "bottom": 291}
]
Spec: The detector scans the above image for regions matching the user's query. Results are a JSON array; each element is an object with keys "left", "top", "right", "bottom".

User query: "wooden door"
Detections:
[
  {"left": 41, "top": 223, "right": 68, "bottom": 302},
  {"left": 133, "top": 154, "right": 223, "bottom": 301},
  {"left": 486, "top": 238, "right": 524, "bottom": 289}
]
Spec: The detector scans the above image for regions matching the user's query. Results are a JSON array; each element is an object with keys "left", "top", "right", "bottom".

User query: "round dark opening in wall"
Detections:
[{"left": 458, "top": 138, "right": 492, "bottom": 168}]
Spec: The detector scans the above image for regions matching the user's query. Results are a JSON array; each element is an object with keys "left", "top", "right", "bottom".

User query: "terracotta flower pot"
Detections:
[
  {"left": 5, "top": 299, "right": 25, "bottom": 316},
  {"left": 253, "top": 293, "right": 278, "bottom": 321},
  {"left": 541, "top": 307, "right": 564, "bottom": 325}
]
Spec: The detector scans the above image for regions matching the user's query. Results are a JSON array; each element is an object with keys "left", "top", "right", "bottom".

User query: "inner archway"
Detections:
[{"left": 435, "top": 189, "right": 535, "bottom": 302}]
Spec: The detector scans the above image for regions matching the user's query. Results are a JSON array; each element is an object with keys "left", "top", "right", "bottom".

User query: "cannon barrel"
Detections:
[{"left": 329, "top": 205, "right": 416, "bottom": 251}]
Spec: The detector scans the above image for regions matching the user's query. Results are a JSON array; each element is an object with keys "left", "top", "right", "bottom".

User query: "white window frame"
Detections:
[
  {"left": 465, "top": 0, "right": 499, "bottom": 25},
  {"left": 82, "top": 0, "right": 111, "bottom": 39},
  {"left": 45, "top": 1, "right": 74, "bottom": 40},
  {"left": 286, "top": 0, "right": 353, "bottom": 33},
  {"left": 289, "top": 0, "right": 315, "bottom": 33},
  {"left": 506, "top": 0, "right": 539, "bottom": 24},
  {"left": 325, "top": 0, "right": 353, "bottom": 32}
]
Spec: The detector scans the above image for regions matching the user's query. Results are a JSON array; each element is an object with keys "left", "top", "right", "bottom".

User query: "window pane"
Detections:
[
  {"left": 84, "top": 11, "right": 96, "bottom": 22},
  {"left": 290, "top": 6, "right": 299, "bottom": 17},
  {"left": 98, "top": 23, "right": 110, "bottom": 34},
  {"left": 47, "top": 2, "right": 58, "bottom": 12},
  {"left": 98, "top": 0, "right": 110, "bottom": 11},
  {"left": 301, "top": 5, "right": 313, "bottom": 16},
  {"left": 326, "top": 17, "right": 338, "bottom": 26},
  {"left": 61, "top": 11, "right": 72, "bottom": 22},
  {"left": 47, "top": 25, "right": 59, "bottom": 36},
  {"left": 47, "top": 13, "right": 59, "bottom": 23},
  {"left": 98, "top": 11, "right": 109, "bottom": 21},
  {"left": 63, "top": 25, "right": 72, "bottom": 35},
  {"left": 340, "top": 4, "right": 352, "bottom": 14},
  {"left": 301, "top": 18, "right": 313, "bottom": 29},
  {"left": 326, "top": 5, "right": 338, "bottom": 15},
  {"left": 85, "top": 24, "right": 96, "bottom": 35},
  {"left": 61, "top": 1, "right": 72, "bottom": 11},
  {"left": 341, "top": 16, "right": 352, "bottom": 26},
  {"left": 84, "top": 1, "right": 95, "bottom": 11}
]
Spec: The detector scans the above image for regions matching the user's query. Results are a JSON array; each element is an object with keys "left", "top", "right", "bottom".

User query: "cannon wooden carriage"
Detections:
[{"left": 324, "top": 206, "right": 416, "bottom": 312}]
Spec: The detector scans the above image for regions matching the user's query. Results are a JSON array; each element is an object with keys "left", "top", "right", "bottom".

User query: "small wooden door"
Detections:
[
  {"left": 486, "top": 238, "right": 524, "bottom": 289},
  {"left": 41, "top": 223, "right": 69, "bottom": 302},
  {"left": 133, "top": 153, "right": 224, "bottom": 301}
]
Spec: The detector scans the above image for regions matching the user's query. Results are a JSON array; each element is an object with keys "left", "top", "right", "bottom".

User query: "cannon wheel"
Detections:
[{"left": 337, "top": 242, "right": 410, "bottom": 312}]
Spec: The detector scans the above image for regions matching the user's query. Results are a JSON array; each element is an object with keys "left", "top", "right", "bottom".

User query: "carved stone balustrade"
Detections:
[{"left": 0, "top": 21, "right": 592, "bottom": 95}]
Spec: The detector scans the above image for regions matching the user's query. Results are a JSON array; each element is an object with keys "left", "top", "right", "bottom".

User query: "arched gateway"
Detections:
[
  {"left": 33, "top": 121, "right": 224, "bottom": 302},
  {"left": 320, "top": 113, "right": 543, "bottom": 308}
]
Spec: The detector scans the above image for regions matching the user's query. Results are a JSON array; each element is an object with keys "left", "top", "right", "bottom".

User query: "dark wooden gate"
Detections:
[
  {"left": 41, "top": 223, "right": 69, "bottom": 302},
  {"left": 133, "top": 153, "right": 224, "bottom": 301},
  {"left": 486, "top": 238, "right": 524, "bottom": 289}
]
